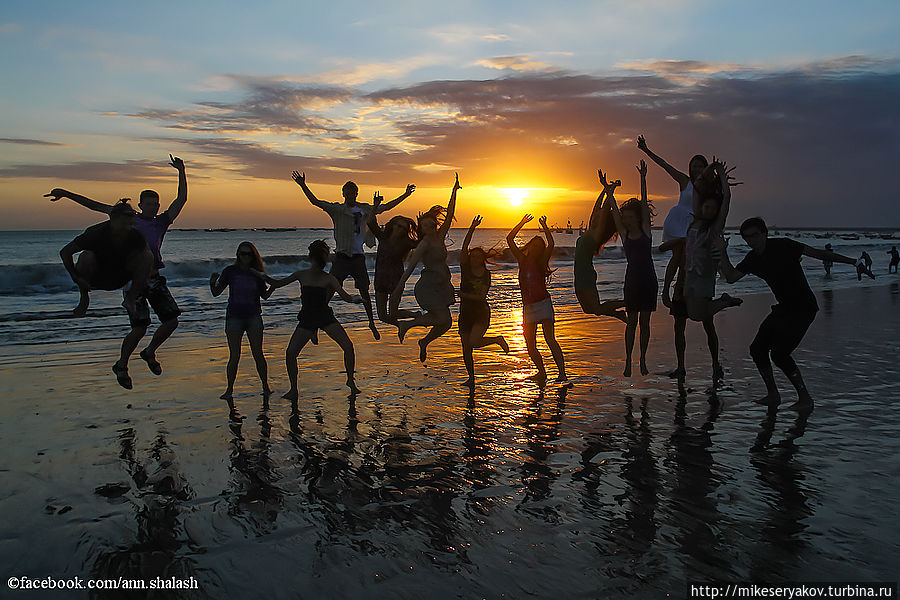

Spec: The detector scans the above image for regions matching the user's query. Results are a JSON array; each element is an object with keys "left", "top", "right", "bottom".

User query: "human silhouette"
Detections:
[
  {"left": 507, "top": 214, "right": 566, "bottom": 384},
  {"left": 719, "top": 217, "right": 866, "bottom": 409},
  {"left": 392, "top": 174, "right": 460, "bottom": 362},
  {"left": 47, "top": 154, "right": 187, "bottom": 380},
  {"left": 608, "top": 160, "right": 658, "bottom": 376},
  {"left": 292, "top": 170, "right": 414, "bottom": 340},
  {"left": 59, "top": 200, "right": 154, "bottom": 388},
  {"left": 366, "top": 201, "right": 419, "bottom": 324},
  {"left": 888, "top": 246, "right": 899, "bottom": 274},
  {"left": 263, "top": 240, "right": 363, "bottom": 397},
  {"left": 574, "top": 170, "right": 626, "bottom": 322},
  {"left": 210, "top": 242, "right": 273, "bottom": 401},
  {"left": 458, "top": 214, "right": 509, "bottom": 386}
]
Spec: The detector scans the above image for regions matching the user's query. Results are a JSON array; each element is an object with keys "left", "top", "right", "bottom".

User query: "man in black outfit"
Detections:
[{"left": 718, "top": 217, "right": 865, "bottom": 409}]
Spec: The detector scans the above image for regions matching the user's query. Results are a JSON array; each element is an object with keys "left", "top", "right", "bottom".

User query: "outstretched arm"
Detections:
[
  {"left": 638, "top": 159, "right": 652, "bottom": 237},
  {"left": 506, "top": 214, "right": 532, "bottom": 260},
  {"left": 539, "top": 215, "right": 554, "bottom": 258},
  {"left": 329, "top": 274, "right": 361, "bottom": 303},
  {"left": 165, "top": 154, "right": 188, "bottom": 221},
  {"left": 262, "top": 270, "right": 301, "bottom": 290},
  {"left": 802, "top": 245, "right": 857, "bottom": 266},
  {"left": 717, "top": 238, "right": 747, "bottom": 283},
  {"left": 461, "top": 215, "right": 481, "bottom": 258},
  {"left": 438, "top": 174, "right": 460, "bottom": 239},
  {"left": 586, "top": 188, "right": 607, "bottom": 232},
  {"left": 44, "top": 189, "right": 113, "bottom": 214},
  {"left": 636, "top": 135, "right": 690, "bottom": 189},
  {"left": 291, "top": 171, "right": 329, "bottom": 210},
  {"left": 377, "top": 184, "right": 416, "bottom": 214},
  {"left": 711, "top": 159, "right": 732, "bottom": 234},
  {"left": 367, "top": 193, "right": 384, "bottom": 238}
]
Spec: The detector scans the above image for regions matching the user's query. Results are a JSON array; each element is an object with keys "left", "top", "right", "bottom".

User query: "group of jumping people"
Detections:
[{"left": 51, "top": 136, "right": 878, "bottom": 410}]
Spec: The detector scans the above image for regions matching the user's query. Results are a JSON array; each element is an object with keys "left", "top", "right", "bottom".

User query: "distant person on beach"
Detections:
[
  {"left": 46, "top": 154, "right": 187, "bottom": 381},
  {"left": 608, "top": 160, "right": 658, "bottom": 377},
  {"left": 678, "top": 159, "right": 742, "bottom": 386},
  {"left": 262, "top": 240, "right": 363, "bottom": 397},
  {"left": 508, "top": 213, "right": 567, "bottom": 384},
  {"left": 291, "top": 171, "right": 415, "bottom": 341},
  {"left": 366, "top": 198, "right": 419, "bottom": 324},
  {"left": 574, "top": 170, "right": 626, "bottom": 323},
  {"left": 58, "top": 200, "right": 154, "bottom": 389},
  {"left": 210, "top": 242, "right": 273, "bottom": 401},
  {"left": 718, "top": 217, "right": 867, "bottom": 409},
  {"left": 459, "top": 215, "right": 510, "bottom": 387},
  {"left": 858, "top": 252, "right": 875, "bottom": 280},
  {"left": 823, "top": 244, "right": 834, "bottom": 276},
  {"left": 888, "top": 246, "right": 899, "bottom": 274},
  {"left": 392, "top": 174, "right": 460, "bottom": 362}
]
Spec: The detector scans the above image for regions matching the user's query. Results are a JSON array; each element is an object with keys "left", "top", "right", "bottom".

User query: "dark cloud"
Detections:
[
  {"left": 129, "top": 79, "right": 356, "bottom": 137},
  {"left": 0, "top": 138, "right": 67, "bottom": 146},
  {"left": 0, "top": 158, "right": 212, "bottom": 182}
]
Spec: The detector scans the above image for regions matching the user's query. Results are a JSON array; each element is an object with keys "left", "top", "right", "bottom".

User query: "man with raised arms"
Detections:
[
  {"left": 47, "top": 154, "right": 188, "bottom": 384},
  {"left": 291, "top": 170, "right": 415, "bottom": 340}
]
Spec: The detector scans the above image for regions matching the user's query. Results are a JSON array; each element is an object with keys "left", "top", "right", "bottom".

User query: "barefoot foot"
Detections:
[
  {"left": 623, "top": 363, "right": 632, "bottom": 377},
  {"left": 418, "top": 339, "right": 428, "bottom": 362},
  {"left": 753, "top": 394, "right": 781, "bottom": 407},
  {"left": 462, "top": 377, "right": 475, "bottom": 388},
  {"left": 220, "top": 390, "right": 234, "bottom": 400},
  {"left": 282, "top": 389, "right": 298, "bottom": 401},
  {"left": 640, "top": 360, "right": 649, "bottom": 376},
  {"left": 369, "top": 322, "right": 380, "bottom": 341},
  {"left": 498, "top": 336, "right": 510, "bottom": 353},
  {"left": 347, "top": 380, "right": 361, "bottom": 394}
]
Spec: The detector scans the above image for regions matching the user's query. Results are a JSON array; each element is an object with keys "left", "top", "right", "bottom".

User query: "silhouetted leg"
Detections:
[
  {"left": 284, "top": 325, "right": 313, "bottom": 400},
  {"left": 541, "top": 321, "right": 566, "bottom": 381},
  {"left": 702, "top": 317, "right": 723, "bottom": 386},
  {"left": 359, "top": 287, "right": 380, "bottom": 340},
  {"left": 462, "top": 338, "right": 475, "bottom": 385},
  {"left": 624, "top": 310, "right": 638, "bottom": 377},
  {"left": 324, "top": 322, "right": 359, "bottom": 393},
  {"left": 144, "top": 317, "right": 178, "bottom": 356},
  {"left": 750, "top": 314, "right": 781, "bottom": 405},
  {"left": 246, "top": 316, "right": 270, "bottom": 396},
  {"left": 72, "top": 250, "right": 98, "bottom": 316},
  {"left": 770, "top": 312, "right": 816, "bottom": 409},
  {"left": 122, "top": 249, "right": 153, "bottom": 315},
  {"left": 418, "top": 309, "right": 452, "bottom": 362},
  {"left": 523, "top": 321, "right": 546, "bottom": 381},
  {"left": 639, "top": 311, "right": 651, "bottom": 375},
  {"left": 117, "top": 325, "right": 148, "bottom": 373},
  {"left": 672, "top": 316, "right": 686, "bottom": 381},
  {"left": 221, "top": 320, "right": 244, "bottom": 400}
]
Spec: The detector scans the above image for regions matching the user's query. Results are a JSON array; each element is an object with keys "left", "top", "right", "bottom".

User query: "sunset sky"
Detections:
[{"left": 1, "top": 1, "right": 898, "bottom": 230}]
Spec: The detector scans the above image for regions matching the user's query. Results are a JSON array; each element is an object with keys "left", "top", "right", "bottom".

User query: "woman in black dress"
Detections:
[
  {"left": 367, "top": 198, "right": 418, "bottom": 324},
  {"left": 459, "top": 215, "right": 509, "bottom": 387},
  {"left": 609, "top": 160, "right": 658, "bottom": 376},
  {"left": 263, "top": 240, "right": 363, "bottom": 398}
]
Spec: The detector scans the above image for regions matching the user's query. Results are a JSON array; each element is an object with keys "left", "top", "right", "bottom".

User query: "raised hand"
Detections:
[
  {"left": 373, "top": 191, "right": 383, "bottom": 207},
  {"left": 453, "top": 172, "right": 462, "bottom": 191},
  {"left": 405, "top": 184, "right": 416, "bottom": 195},
  {"left": 471, "top": 215, "right": 482, "bottom": 228},
  {"left": 521, "top": 214, "right": 534, "bottom": 225},
  {"left": 637, "top": 159, "right": 647, "bottom": 177},
  {"left": 169, "top": 154, "right": 185, "bottom": 171},
  {"left": 291, "top": 170, "right": 305, "bottom": 186},
  {"left": 598, "top": 168, "right": 609, "bottom": 187},
  {"left": 538, "top": 215, "right": 549, "bottom": 229},
  {"left": 637, "top": 135, "right": 648, "bottom": 151},
  {"left": 44, "top": 188, "right": 68, "bottom": 202},
  {"left": 725, "top": 165, "right": 744, "bottom": 187}
]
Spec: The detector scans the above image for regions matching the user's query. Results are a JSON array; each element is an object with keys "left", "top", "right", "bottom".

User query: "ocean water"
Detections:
[{"left": 0, "top": 227, "right": 895, "bottom": 346}]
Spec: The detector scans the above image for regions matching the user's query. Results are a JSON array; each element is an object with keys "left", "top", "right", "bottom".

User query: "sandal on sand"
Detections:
[
  {"left": 139, "top": 349, "right": 162, "bottom": 375},
  {"left": 112, "top": 363, "right": 133, "bottom": 390}
]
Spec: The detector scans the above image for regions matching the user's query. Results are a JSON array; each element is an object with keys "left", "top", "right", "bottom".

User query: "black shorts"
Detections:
[
  {"left": 126, "top": 274, "right": 181, "bottom": 328},
  {"left": 331, "top": 253, "right": 370, "bottom": 290},
  {"left": 751, "top": 307, "right": 816, "bottom": 360},
  {"left": 90, "top": 270, "right": 131, "bottom": 291}
]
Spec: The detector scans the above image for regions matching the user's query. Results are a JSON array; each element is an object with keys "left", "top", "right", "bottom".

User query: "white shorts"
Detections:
[{"left": 523, "top": 297, "right": 555, "bottom": 324}]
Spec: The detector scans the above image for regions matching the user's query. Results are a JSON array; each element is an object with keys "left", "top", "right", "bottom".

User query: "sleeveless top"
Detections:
[
  {"left": 662, "top": 181, "right": 694, "bottom": 242},
  {"left": 518, "top": 257, "right": 550, "bottom": 305},
  {"left": 460, "top": 257, "right": 491, "bottom": 299}
]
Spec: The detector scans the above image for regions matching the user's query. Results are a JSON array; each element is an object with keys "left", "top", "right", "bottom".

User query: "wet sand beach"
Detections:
[{"left": 1, "top": 283, "right": 899, "bottom": 598}]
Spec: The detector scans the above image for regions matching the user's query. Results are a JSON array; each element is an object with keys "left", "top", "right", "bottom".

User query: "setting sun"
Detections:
[{"left": 503, "top": 187, "right": 530, "bottom": 207}]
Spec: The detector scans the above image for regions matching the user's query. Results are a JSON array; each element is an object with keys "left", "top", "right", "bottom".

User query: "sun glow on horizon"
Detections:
[{"left": 503, "top": 187, "right": 530, "bottom": 207}]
